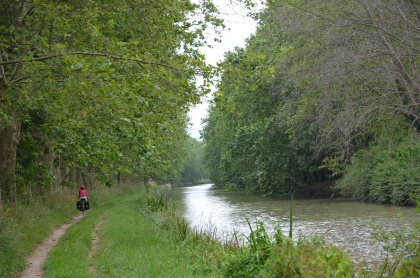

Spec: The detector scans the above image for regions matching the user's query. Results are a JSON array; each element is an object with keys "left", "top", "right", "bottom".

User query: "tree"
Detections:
[
  {"left": 203, "top": 36, "right": 322, "bottom": 195},
  {"left": 179, "top": 136, "right": 208, "bottom": 184},
  {"left": 0, "top": 0, "right": 223, "bottom": 205},
  {"left": 204, "top": 0, "right": 420, "bottom": 201},
  {"left": 264, "top": 0, "right": 420, "bottom": 168}
]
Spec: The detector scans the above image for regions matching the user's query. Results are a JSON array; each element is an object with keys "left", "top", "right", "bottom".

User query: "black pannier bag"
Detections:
[
  {"left": 84, "top": 201, "right": 90, "bottom": 210},
  {"left": 77, "top": 201, "right": 82, "bottom": 211}
]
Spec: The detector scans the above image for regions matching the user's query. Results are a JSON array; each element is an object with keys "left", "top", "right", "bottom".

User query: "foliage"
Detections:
[
  {"left": 0, "top": 0, "right": 225, "bottom": 204},
  {"left": 219, "top": 221, "right": 356, "bottom": 277},
  {"left": 138, "top": 189, "right": 173, "bottom": 213},
  {"left": 202, "top": 10, "right": 329, "bottom": 196},
  {"left": 203, "top": 0, "right": 420, "bottom": 205},
  {"left": 16, "top": 132, "right": 47, "bottom": 190},
  {"left": 179, "top": 136, "right": 209, "bottom": 184},
  {"left": 337, "top": 128, "right": 420, "bottom": 205},
  {"left": 220, "top": 220, "right": 272, "bottom": 277},
  {"left": 263, "top": 0, "right": 420, "bottom": 164},
  {"left": 0, "top": 189, "right": 78, "bottom": 278}
]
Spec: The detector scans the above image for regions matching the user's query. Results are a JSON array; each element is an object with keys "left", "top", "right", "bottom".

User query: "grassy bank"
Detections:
[
  {"left": 43, "top": 186, "right": 419, "bottom": 277},
  {"left": 0, "top": 188, "right": 78, "bottom": 278},
  {"left": 3, "top": 185, "right": 419, "bottom": 277},
  {"left": 0, "top": 184, "right": 143, "bottom": 278},
  {"left": 42, "top": 187, "right": 210, "bottom": 277}
]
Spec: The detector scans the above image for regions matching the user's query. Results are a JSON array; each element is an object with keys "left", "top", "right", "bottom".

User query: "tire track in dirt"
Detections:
[
  {"left": 88, "top": 211, "right": 107, "bottom": 277},
  {"left": 18, "top": 214, "right": 85, "bottom": 278}
]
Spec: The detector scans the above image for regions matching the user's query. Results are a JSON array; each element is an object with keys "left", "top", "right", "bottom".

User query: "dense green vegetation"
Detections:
[
  {"left": 203, "top": 0, "right": 420, "bottom": 205},
  {"left": 179, "top": 137, "right": 209, "bottom": 185},
  {"left": 0, "top": 0, "right": 221, "bottom": 206},
  {"left": 2, "top": 0, "right": 418, "bottom": 276},
  {"left": 43, "top": 187, "right": 203, "bottom": 278},
  {"left": 0, "top": 188, "right": 79, "bottom": 277}
]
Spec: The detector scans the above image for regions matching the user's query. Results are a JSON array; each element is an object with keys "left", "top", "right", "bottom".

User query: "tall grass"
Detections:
[
  {"left": 0, "top": 188, "right": 78, "bottom": 278},
  {"left": 289, "top": 191, "right": 293, "bottom": 238}
]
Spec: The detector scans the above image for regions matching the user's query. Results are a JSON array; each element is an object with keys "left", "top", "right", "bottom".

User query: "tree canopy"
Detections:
[
  {"left": 203, "top": 0, "right": 420, "bottom": 204},
  {"left": 0, "top": 0, "right": 224, "bottom": 205}
]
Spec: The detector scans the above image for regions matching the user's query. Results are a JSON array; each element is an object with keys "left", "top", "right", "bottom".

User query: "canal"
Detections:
[{"left": 167, "top": 184, "right": 419, "bottom": 267}]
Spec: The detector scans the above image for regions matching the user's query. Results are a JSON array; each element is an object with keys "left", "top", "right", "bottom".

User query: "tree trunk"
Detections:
[
  {"left": 42, "top": 148, "right": 55, "bottom": 191},
  {"left": 0, "top": 0, "right": 29, "bottom": 207},
  {"left": 0, "top": 118, "right": 21, "bottom": 206}
]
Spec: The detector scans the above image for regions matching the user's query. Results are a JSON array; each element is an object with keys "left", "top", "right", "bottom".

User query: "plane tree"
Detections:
[{"left": 0, "top": 0, "right": 223, "bottom": 205}]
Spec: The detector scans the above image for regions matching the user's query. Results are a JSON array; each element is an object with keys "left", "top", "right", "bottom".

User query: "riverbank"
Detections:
[
  {"left": 2, "top": 185, "right": 418, "bottom": 277},
  {"left": 42, "top": 189, "right": 206, "bottom": 277},
  {"left": 39, "top": 187, "right": 358, "bottom": 277}
]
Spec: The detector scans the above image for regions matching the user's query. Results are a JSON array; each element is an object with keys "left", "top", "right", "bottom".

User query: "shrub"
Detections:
[
  {"left": 337, "top": 132, "right": 420, "bottom": 205},
  {"left": 219, "top": 221, "right": 356, "bottom": 277},
  {"left": 260, "top": 236, "right": 355, "bottom": 277}
]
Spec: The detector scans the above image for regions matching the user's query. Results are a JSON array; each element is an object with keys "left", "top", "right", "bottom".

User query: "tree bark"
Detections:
[
  {"left": 0, "top": 0, "right": 30, "bottom": 207},
  {"left": 42, "top": 148, "right": 55, "bottom": 191},
  {"left": 0, "top": 117, "right": 21, "bottom": 206}
]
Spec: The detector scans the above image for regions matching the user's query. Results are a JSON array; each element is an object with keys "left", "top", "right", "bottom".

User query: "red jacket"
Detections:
[{"left": 79, "top": 189, "right": 87, "bottom": 197}]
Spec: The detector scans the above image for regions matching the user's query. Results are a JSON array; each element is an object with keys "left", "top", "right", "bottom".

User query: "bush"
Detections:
[
  {"left": 219, "top": 221, "right": 356, "bottom": 278},
  {"left": 220, "top": 221, "right": 272, "bottom": 277},
  {"left": 260, "top": 236, "right": 355, "bottom": 277},
  {"left": 337, "top": 132, "right": 420, "bottom": 205}
]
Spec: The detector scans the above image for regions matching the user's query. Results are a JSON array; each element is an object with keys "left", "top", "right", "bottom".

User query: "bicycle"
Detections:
[{"left": 77, "top": 197, "right": 89, "bottom": 215}]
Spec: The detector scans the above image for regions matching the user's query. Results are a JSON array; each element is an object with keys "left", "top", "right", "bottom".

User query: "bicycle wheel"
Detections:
[{"left": 81, "top": 199, "right": 85, "bottom": 215}]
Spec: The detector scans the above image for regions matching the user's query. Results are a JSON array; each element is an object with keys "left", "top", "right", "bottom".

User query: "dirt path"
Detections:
[
  {"left": 18, "top": 214, "right": 85, "bottom": 278},
  {"left": 88, "top": 211, "right": 107, "bottom": 277}
]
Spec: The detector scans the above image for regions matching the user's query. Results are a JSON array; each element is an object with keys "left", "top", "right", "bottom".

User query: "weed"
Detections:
[{"left": 370, "top": 218, "right": 420, "bottom": 277}]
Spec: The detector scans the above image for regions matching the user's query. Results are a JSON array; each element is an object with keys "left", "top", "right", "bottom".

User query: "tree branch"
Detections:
[
  {"left": 0, "top": 52, "right": 187, "bottom": 72},
  {"left": 0, "top": 1, "right": 13, "bottom": 15}
]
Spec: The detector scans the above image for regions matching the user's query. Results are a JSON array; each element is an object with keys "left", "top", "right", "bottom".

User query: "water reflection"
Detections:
[{"left": 168, "top": 184, "right": 419, "bottom": 266}]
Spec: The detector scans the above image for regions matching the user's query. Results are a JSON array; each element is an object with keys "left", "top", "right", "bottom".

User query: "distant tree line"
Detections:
[
  {"left": 179, "top": 137, "right": 209, "bottom": 185},
  {"left": 203, "top": 0, "right": 420, "bottom": 205}
]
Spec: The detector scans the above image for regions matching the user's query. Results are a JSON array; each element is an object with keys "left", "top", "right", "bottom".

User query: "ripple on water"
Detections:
[{"left": 168, "top": 184, "right": 418, "bottom": 268}]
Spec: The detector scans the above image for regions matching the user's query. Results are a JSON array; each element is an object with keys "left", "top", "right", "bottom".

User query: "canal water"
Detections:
[{"left": 167, "top": 184, "right": 419, "bottom": 267}]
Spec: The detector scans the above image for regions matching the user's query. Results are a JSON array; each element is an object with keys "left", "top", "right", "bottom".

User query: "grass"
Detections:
[
  {"left": 94, "top": 195, "right": 198, "bottom": 277},
  {"left": 42, "top": 200, "right": 114, "bottom": 277},
  {"left": 42, "top": 187, "right": 207, "bottom": 278},
  {"left": 0, "top": 188, "right": 79, "bottom": 278},
  {"left": 3, "top": 185, "right": 418, "bottom": 277}
]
